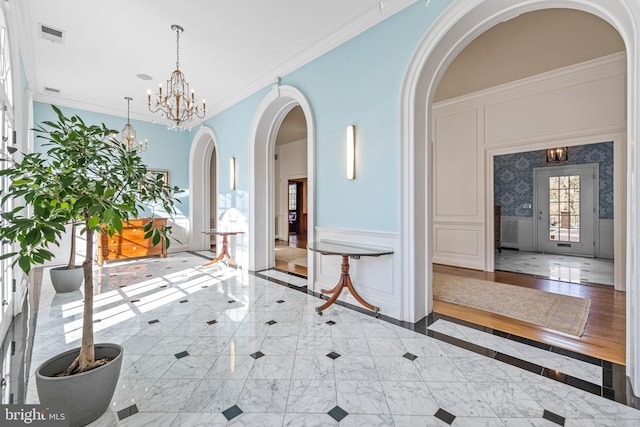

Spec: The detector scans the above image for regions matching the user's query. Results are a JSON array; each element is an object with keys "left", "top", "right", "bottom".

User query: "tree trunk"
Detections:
[
  {"left": 66, "top": 223, "right": 76, "bottom": 270},
  {"left": 78, "top": 221, "right": 94, "bottom": 372}
]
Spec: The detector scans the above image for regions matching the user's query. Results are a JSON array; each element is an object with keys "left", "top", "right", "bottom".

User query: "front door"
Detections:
[{"left": 534, "top": 164, "right": 597, "bottom": 256}]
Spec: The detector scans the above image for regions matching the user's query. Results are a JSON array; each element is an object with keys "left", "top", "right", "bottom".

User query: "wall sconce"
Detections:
[
  {"left": 229, "top": 157, "right": 236, "bottom": 190},
  {"left": 346, "top": 124, "right": 355, "bottom": 180},
  {"left": 546, "top": 147, "right": 569, "bottom": 163}
]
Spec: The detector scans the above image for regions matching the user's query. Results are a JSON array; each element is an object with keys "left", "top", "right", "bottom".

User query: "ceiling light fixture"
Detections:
[
  {"left": 147, "top": 24, "right": 206, "bottom": 130},
  {"left": 121, "top": 97, "right": 148, "bottom": 152}
]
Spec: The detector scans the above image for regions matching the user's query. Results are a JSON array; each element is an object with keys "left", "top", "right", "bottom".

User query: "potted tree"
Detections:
[
  {"left": 48, "top": 222, "right": 84, "bottom": 293},
  {"left": 0, "top": 105, "right": 180, "bottom": 426}
]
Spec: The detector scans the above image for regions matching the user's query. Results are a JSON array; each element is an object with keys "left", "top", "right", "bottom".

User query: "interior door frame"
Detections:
[{"left": 533, "top": 163, "right": 599, "bottom": 256}]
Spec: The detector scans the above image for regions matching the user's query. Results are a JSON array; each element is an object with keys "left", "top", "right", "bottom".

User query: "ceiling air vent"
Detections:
[
  {"left": 44, "top": 86, "right": 60, "bottom": 94},
  {"left": 39, "top": 24, "right": 64, "bottom": 43}
]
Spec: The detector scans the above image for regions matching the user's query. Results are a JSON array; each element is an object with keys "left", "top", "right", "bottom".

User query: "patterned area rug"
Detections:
[{"left": 433, "top": 272, "right": 591, "bottom": 336}]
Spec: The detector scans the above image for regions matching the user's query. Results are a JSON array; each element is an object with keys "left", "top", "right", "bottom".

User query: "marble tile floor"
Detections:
[
  {"left": 428, "top": 319, "right": 602, "bottom": 386},
  {"left": 23, "top": 252, "right": 640, "bottom": 426},
  {"left": 255, "top": 269, "right": 308, "bottom": 288},
  {"left": 495, "top": 250, "right": 614, "bottom": 287}
]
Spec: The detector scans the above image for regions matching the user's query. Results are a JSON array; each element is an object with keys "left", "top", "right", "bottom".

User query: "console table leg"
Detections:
[
  {"left": 345, "top": 274, "right": 378, "bottom": 313},
  {"left": 316, "top": 275, "right": 346, "bottom": 314}
]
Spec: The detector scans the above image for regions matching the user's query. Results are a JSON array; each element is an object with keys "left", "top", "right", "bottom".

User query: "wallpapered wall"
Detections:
[{"left": 494, "top": 142, "right": 613, "bottom": 219}]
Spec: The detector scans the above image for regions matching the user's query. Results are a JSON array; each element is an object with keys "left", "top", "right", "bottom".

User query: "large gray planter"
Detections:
[
  {"left": 36, "top": 343, "right": 123, "bottom": 427},
  {"left": 49, "top": 266, "right": 83, "bottom": 293}
]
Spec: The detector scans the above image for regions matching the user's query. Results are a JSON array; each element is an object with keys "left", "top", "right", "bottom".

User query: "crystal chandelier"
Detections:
[
  {"left": 147, "top": 24, "right": 206, "bottom": 130},
  {"left": 120, "top": 97, "right": 148, "bottom": 152}
]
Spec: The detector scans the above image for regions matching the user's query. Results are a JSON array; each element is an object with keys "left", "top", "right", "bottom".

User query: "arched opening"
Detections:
[
  {"left": 400, "top": 0, "right": 640, "bottom": 391},
  {"left": 189, "top": 126, "right": 218, "bottom": 251},
  {"left": 273, "top": 106, "right": 309, "bottom": 276},
  {"left": 249, "top": 85, "right": 315, "bottom": 279}
]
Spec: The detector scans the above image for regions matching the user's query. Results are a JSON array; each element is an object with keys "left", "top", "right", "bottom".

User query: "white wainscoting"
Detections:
[
  {"left": 432, "top": 223, "right": 484, "bottom": 270},
  {"left": 499, "top": 216, "right": 614, "bottom": 259},
  {"left": 598, "top": 219, "right": 614, "bottom": 259},
  {"left": 432, "top": 53, "right": 625, "bottom": 271},
  {"left": 167, "top": 216, "right": 190, "bottom": 253},
  {"left": 312, "top": 227, "right": 400, "bottom": 319},
  {"left": 500, "top": 216, "right": 534, "bottom": 252}
]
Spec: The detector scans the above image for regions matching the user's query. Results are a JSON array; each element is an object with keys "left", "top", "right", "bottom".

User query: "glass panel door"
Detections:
[{"left": 535, "top": 164, "right": 597, "bottom": 256}]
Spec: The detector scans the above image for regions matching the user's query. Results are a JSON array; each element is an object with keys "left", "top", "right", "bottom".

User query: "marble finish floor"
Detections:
[
  {"left": 25, "top": 252, "right": 640, "bottom": 426},
  {"left": 494, "top": 250, "right": 614, "bottom": 286}
]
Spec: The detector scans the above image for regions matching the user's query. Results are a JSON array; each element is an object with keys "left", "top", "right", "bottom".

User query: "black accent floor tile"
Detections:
[
  {"left": 550, "top": 346, "right": 601, "bottom": 366},
  {"left": 207, "top": 320, "right": 217, "bottom": 325},
  {"left": 174, "top": 351, "right": 189, "bottom": 359},
  {"left": 542, "top": 409, "right": 565, "bottom": 426},
  {"left": 326, "top": 351, "right": 341, "bottom": 360},
  {"left": 327, "top": 405, "right": 348, "bottom": 422},
  {"left": 130, "top": 299, "right": 140, "bottom": 303},
  {"left": 222, "top": 404, "right": 243, "bottom": 421},
  {"left": 603, "top": 387, "right": 615, "bottom": 400},
  {"left": 147, "top": 319, "right": 160, "bottom": 324},
  {"left": 250, "top": 351, "right": 265, "bottom": 360},
  {"left": 117, "top": 404, "right": 139, "bottom": 421},
  {"left": 276, "top": 299, "right": 285, "bottom": 303},
  {"left": 119, "top": 284, "right": 127, "bottom": 288},
  {"left": 228, "top": 299, "right": 236, "bottom": 303},
  {"left": 159, "top": 285, "right": 167, "bottom": 288},
  {"left": 266, "top": 320, "right": 277, "bottom": 325},
  {"left": 495, "top": 353, "right": 542, "bottom": 375},
  {"left": 325, "top": 320, "right": 336, "bottom": 325},
  {"left": 403, "top": 352, "right": 418, "bottom": 361},
  {"left": 508, "top": 334, "right": 552, "bottom": 350},
  {"left": 145, "top": 274, "right": 153, "bottom": 277},
  {"left": 434, "top": 408, "right": 456, "bottom": 425},
  {"left": 179, "top": 299, "right": 188, "bottom": 303},
  {"left": 93, "top": 319, "right": 101, "bottom": 323}
]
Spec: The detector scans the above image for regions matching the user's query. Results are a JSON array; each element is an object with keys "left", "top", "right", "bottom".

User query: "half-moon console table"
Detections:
[
  {"left": 308, "top": 241, "right": 393, "bottom": 316},
  {"left": 201, "top": 229, "right": 245, "bottom": 268}
]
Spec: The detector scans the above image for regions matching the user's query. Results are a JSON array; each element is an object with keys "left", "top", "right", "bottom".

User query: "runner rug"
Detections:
[{"left": 433, "top": 272, "right": 591, "bottom": 336}]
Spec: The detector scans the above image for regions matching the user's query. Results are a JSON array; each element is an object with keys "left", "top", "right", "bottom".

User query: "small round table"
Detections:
[
  {"left": 201, "top": 230, "right": 244, "bottom": 268},
  {"left": 308, "top": 241, "right": 393, "bottom": 316}
]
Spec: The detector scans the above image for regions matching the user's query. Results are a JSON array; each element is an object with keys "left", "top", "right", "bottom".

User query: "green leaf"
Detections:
[
  {"left": 18, "top": 256, "right": 31, "bottom": 274},
  {"left": 88, "top": 215, "right": 101, "bottom": 228},
  {"left": 0, "top": 252, "right": 17, "bottom": 261}
]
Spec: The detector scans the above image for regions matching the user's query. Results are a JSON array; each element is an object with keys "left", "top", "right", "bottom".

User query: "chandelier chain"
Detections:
[{"left": 175, "top": 26, "right": 180, "bottom": 70}]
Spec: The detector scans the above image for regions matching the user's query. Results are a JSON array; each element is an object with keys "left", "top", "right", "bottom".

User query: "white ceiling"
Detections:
[{"left": 14, "top": 0, "right": 414, "bottom": 128}]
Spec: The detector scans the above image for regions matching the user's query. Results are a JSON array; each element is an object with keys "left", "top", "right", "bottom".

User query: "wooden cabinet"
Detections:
[
  {"left": 494, "top": 205, "right": 501, "bottom": 252},
  {"left": 97, "top": 218, "right": 167, "bottom": 265}
]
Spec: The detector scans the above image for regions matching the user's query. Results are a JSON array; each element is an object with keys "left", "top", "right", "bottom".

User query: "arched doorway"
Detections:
[
  {"left": 400, "top": 0, "right": 640, "bottom": 394},
  {"left": 249, "top": 85, "right": 315, "bottom": 280},
  {"left": 189, "top": 126, "right": 218, "bottom": 251}
]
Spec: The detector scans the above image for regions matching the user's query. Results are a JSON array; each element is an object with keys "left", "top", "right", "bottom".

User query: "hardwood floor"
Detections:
[
  {"left": 433, "top": 264, "right": 626, "bottom": 365},
  {"left": 274, "top": 235, "right": 308, "bottom": 276}
]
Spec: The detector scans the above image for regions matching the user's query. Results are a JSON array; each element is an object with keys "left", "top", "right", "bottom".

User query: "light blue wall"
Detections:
[
  {"left": 203, "top": 1, "right": 451, "bottom": 232},
  {"left": 29, "top": 1, "right": 454, "bottom": 230},
  {"left": 32, "top": 101, "right": 193, "bottom": 217},
  {"left": 203, "top": 87, "right": 270, "bottom": 221}
]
